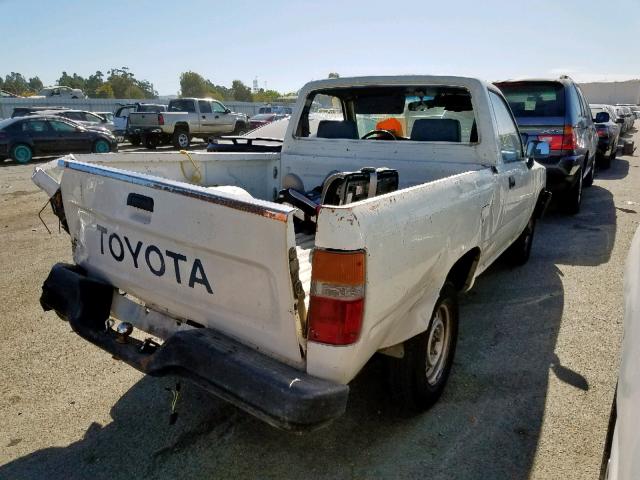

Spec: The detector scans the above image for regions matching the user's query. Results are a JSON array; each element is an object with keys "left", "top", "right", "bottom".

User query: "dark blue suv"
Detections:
[{"left": 495, "top": 77, "right": 598, "bottom": 214}]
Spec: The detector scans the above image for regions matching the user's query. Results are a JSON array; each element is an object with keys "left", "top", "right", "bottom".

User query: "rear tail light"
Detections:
[
  {"left": 561, "top": 125, "right": 578, "bottom": 151},
  {"left": 537, "top": 134, "right": 563, "bottom": 150},
  {"left": 597, "top": 127, "right": 608, "bottom": 138},
  {"left": 308, "top": 249, "right": 365, "bottom": 345},
  {"left": 539, "top": 125, "right": 578, "bottom": 152},
  {"left": 158, "top": 114, "right": 164, "bottom": 125}
]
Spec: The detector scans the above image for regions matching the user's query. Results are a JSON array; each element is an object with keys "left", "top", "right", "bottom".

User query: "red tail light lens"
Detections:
[
  {"left": 597, "top": 127, "right": 608, "bottom": 138},
  {"left": 537, "top": 134, "right": 563, "bottom": 150},
  {"left": 308, "top": 249, "right": 365, "bottom": 345},
  {"left": 561, "top": 125, "right": 577, "bottom": 151},
  {"left": 158, "top": 114, "right": 164, "bottom": 125}
]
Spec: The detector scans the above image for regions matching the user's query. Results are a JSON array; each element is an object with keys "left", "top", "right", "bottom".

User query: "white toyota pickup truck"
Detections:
[{"left": 33, "top": 76, "right": 550, "bottom": 431}]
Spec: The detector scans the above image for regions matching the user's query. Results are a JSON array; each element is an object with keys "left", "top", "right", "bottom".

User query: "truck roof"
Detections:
[{"left": 300, "top": 75, "right": 493, "bottom": 94}]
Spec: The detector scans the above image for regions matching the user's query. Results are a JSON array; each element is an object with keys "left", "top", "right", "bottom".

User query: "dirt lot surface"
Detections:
[{"left": 1, "top": 129, "right": 639, "bottom": 479}]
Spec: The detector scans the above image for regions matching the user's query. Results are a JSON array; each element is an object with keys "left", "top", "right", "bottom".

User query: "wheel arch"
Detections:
[
  {"left": 174, "top": 122, "right": 190, "bottom": 132},
  {"left": 446, "top": 247, "right": 482, "bottom": 293}
]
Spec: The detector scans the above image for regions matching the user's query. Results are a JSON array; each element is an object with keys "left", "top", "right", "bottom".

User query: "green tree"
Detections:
[
  {"left": 179, "top": 71, "right": 209, "bottom": 97},
  {"left": 3, "top": 72, "right": 29, "bottom": 95},
  {"left": 27, "top": 76, "right": 43, "bottom": 93},
  {"left": 230, "top": 80, "right": 252, "bottom": 101},
  {"left": 84, "top": 71, "right": 104, "bottom": 97},
  {"left": 253, "top": 88, "right": 281, "bottom": 103},
  {"left": 58, "top": 71, "right": 86, "bottom": 90},
  {"left": 94, "top": 83, "right": 114, "bottom": 98},
  {"left": 328, "top": 72, "right": 340, "bottom": 79},
  {"left": 107, "top": 67, "right": 156, "bottom": 99}
]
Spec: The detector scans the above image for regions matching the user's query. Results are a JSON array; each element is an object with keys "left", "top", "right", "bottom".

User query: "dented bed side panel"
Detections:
[{"left": 307, "top": 169, "right": 498, "bottom": 383}]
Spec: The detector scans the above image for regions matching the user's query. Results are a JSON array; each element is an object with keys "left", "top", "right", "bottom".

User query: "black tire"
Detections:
[
  {"left": 129, "top": 135, "right": 141, "bottom": 147},
  {"left": 232, "top": 122, "right": 248, "bottom": 136},
  {"left": 172, "top": 128, "right": 191, "bottom": 149},
  {"left": 599, "top": 153, "right": 611, "bottom": 170},
  {"left": 584, "top": 159, "right": 594, "bottom": 187},
  {"left": 507, "top": 215, "right": 536, "bottom": 266},
  {"left": 10, "top": 143, "right": 33, "bottom": 164},
  {"left": 387, "top": 282, "right": 459, "bottom": 411},
  {"left": 565, "top": 168, "right": 583, "bottom": 215},
  {"left": 144, "top": 135, "right": 158, "bottom": 149}
]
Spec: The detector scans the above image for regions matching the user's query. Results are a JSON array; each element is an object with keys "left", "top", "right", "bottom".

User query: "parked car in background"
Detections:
[
  {"left": 590, "top": 104, "right": 621, "bottom": 169},
  {"left": 249, "top": 112, "right": 287, "bottom": 130},
  {"left": 112, "top": 103, "right": 167, "bottom": 144},
  {"left": 95, "top": 112, "right": 114, "bottom": 123},
  {"left": 0, "top": 89, "right": 21, "bottom": 98},
  {"left": 258, "top": 105, "right": 292, "bottom": 115},
  {"left": 615, "top": 106, "right": 635, "bottom": 133},
  {"left": 0, "top": 115, "right": 117, "bottom": 163},
  {"left": 599, "top": 226, "right": 640, "bottom": 480},
  {"left": 495, "top": 76, "right": 598, "bottom": 214},
  {"left": 35, "top": 85, "right": 87, "bottom": 99},
  {"left": 11, "top": 106, "right": 67, "bottom": 118},
  {"left": 31, "top": 109, "right": 115, "bottom": 132},
  {"left": 128, "top": 98, "right": 249, "bottom": 149}
]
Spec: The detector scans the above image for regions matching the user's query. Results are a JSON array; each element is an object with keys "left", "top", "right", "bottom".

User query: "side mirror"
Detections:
[
  {"left": 225, "top": 108, "right": 231, "bottom": 114},
  {"left": 525, "top": 139, "right": 550, "bottom": 167},
  {"left": 594, "top": 111, "right": 610, "bottom": 123}
]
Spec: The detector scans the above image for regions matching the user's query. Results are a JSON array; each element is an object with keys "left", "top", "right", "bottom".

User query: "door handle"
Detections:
[
  {"left": 202, "top": 115, "right": 206, "bottom": 119},
  {"left": 127, "top": 193, "right": 154, "bottom": 212},
  {"left": 215, "top": 115, "right": 219, "bottom": 119},
  {"left": 508, "top": 176, "right": 516, "bottom": 189}
]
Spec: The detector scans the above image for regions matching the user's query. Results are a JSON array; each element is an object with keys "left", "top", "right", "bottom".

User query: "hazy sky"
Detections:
[{"left": 3, "top": 0, "right": 639, "bottom": 95}]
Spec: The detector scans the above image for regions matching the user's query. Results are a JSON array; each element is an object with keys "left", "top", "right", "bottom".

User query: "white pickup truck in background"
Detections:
[
  {"left": 128, "top": 97, "right": 249, "bottom": 149},
  {"left": 33, "top": 75, "right": 550, "bottom": 431}
]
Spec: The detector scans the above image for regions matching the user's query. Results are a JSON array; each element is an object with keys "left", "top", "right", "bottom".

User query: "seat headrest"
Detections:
[
  {"left": 317, "top": 120, "right": 359, "bottom": 139},
  {"left": 410, "top": 118, "right": 461, "bottom": 142}
]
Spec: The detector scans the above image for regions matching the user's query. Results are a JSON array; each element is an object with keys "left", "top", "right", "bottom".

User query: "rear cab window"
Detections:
[
  {"left": 497, "top": 82, "right": 566, "bottom": 119},
  {"left": 168, "top": 100, "right": 196, "bottom": 113},
  {"left": 295, "top": 86, "right": 477, "bottom": 143}
]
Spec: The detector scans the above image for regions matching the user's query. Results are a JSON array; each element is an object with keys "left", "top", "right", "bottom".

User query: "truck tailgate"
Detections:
[
  {"left": 58, "top": 160, "right": 305, "bottom": 367},
  {"left": 128, "top": 111, "right": 161, "bottom": 127}
]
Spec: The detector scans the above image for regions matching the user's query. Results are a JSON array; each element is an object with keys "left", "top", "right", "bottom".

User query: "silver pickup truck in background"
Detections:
[{"left": 128, "top": 97, "right": 249, "bottom": 149}]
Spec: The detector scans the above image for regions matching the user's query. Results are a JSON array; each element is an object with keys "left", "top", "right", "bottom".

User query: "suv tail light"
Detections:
[
  {"left": 539, "top": 125, "right": 578, "bottom": 153},
  {"left": 596, "top": 126, "right": 608, "bottom": 138},
  {"left": 158, "top": 113, "right": 164, "bottom": 125},
  {"left": 560, "top": 125, "right": 578, "bottom": 151},
  {"left": 308, "top": 249, "right": 365, "bottom": 345}
]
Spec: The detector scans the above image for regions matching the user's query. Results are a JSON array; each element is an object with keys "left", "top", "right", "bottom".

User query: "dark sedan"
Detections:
[
  {"left": 249, "top": 113, "right": 287, "bottom": 130},
  {"left": 0, "top": 115, "right": 117, "bottom": 163}
]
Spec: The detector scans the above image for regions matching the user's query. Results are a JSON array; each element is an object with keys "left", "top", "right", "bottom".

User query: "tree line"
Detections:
[{"left": 0, "top": 68, "right": 295, "bottom": 102}]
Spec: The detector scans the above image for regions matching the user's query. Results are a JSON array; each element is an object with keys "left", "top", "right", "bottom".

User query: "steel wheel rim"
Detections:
[
  {"left": 95, "top": 140, "right": 109, "bottom": 153},
  {"left": 426, "top": 304, "right": 451, "bottom": 385},
  {"left": 14, "top": 145, "right": 31, "bottom": 163},
  {"left": 178, "top": 133, "right": 189, "bottom": 147}
]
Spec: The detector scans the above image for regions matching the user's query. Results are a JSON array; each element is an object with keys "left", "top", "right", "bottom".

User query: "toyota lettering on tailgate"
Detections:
[{"left": 96, "top": 224, "right": 213, "bottom": 294}]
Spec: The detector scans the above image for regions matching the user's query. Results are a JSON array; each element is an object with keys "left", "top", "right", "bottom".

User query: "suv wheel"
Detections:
[
  {"left": 584, "top": 159, "right": 594, "bottom": 187},
  {"left": 233, "top": 123, "right": 248, "bottom": 136},
  {"left": 507, "top": 215, "right": 536, "bottom": 266},
  {"left": 565, "top": 167, "right": 583, "bottom": 215}
]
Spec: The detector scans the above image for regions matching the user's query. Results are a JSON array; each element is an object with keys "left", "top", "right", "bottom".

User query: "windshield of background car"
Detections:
[
  {"left": 590, "top": 107, "right": 606, "bottom": 119},
  {"left": 497, "top": 82, "right": 565, "bottom": 118},
  {"left": 295, "top": 86, "right": 477, "bottom": 142},
  {"left": 168, "top": 100, "right": 196, "bottom": 113}
]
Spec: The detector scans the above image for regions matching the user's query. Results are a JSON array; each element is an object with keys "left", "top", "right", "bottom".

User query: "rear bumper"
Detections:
[
  {"left": 539, "top": 153, "right": 585, "bottom": 191},
  {"left": 40, "top": 263, "right": 348, "bottom": 431}
]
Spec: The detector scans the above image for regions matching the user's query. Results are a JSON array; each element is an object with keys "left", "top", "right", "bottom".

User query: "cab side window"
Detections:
[
  {"left": 212, "top": 102, "right": 227, "bottom": 114},
  {"left": 489, "top": 91, "right": 523, "bottom": 163},
  {"left": 198, "top": 100, "right": 212, "bottom": 114}
]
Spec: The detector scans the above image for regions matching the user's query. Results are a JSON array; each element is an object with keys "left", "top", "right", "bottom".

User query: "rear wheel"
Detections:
[
  {"left": 387, "top": 282, "right": 458, "bottom": 411},
  {"left": 93, "top": 139, "right": 111, "bottom": 153},
  {"left": 11, "top": 144, "right": 33, "bottom": 164},
  {"left": 233, "top": 123, "right": 248, "bottom": 136},
  {"left": 584, "top": 159, "right": 594, "bottom": 187},
  {"left": 507, "top": 215, "right": 536, "bottom": 266},
  {"left": 144, "top": 135, "right": 158, "bottom": 149},
  {"left": 173, "top": 129, "right": 191, "bottom": 149},
  {"left": 129, "top": 135, "right": 141, "bottom": 147},
  {"left": 565, "top": 168, "right": 583, "bottom": 215}
]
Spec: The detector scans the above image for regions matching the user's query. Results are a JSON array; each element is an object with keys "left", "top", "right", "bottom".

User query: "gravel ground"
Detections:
[{"left": 0, "top": 128, "right": 638, "bottom": 479}]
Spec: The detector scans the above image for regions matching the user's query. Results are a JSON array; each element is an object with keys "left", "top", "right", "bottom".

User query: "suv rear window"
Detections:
[{"left": 497, "top": 82, "right": 565, "bottom": 118}]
